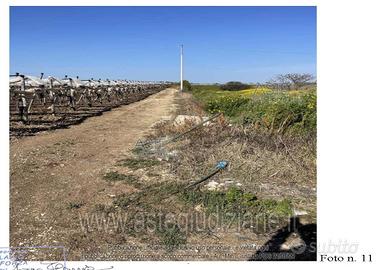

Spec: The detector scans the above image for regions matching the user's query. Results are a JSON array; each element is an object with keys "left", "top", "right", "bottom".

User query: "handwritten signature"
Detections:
[{"left": 14, "top": 261, "right": 114, "bottom": 270}]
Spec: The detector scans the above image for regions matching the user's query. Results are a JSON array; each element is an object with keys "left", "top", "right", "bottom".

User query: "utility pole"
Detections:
[
  {"left": 20, "top": 75, "right": 26, "bottom": 92},
  {"left": 180, "top": 44, "right": 183, "bottom": 92}
]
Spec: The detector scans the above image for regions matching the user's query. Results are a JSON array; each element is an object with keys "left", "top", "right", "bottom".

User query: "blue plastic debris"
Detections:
[{"left": 216, "top": 160, "right": 228, "bottom": 170}]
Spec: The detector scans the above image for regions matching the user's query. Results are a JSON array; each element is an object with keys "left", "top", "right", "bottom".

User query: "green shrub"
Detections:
[
  {"left": 220, "top": 81, "right": 250, "bottom": 91},
  {"left": 206, "top": 95, "right": 250, "bottom": 116},
  {"left": 183, "top": 80, "right": 192, "bottom": 91},
  {"left": 240, "top": 91, "right": 316, "bottom": 135}
]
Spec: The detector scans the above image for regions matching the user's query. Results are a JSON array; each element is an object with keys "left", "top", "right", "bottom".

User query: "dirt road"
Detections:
[{"left": 10, "top": 88, "right": 177, "bottom": 259}]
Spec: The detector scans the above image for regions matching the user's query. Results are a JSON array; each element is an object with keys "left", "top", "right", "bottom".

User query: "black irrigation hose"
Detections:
[
  {"left": 122, "top": 161, "right": 229, "bottom": 206},
  {"left": 184, "top": 160, "right": 229, "bottom": 189},
  {"left": 157, "top": 164, "right": 229, "bottom": 205},
  {"left": 184, "top": 168, "right": 222, "bottom": 189}
]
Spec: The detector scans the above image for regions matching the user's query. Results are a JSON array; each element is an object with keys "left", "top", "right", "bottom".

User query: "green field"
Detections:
[{"left": 191, "top": 85, "right": 316, "bottom": 136}]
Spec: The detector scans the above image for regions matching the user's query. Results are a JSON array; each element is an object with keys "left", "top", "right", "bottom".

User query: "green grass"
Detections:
[
  {"left": 116, "top": 158, "right": 161, "bottom": 170},
  {"left": 146, "top": 171, "right": 160, "bottom": 177},
  {"left": 112, "top": 182, "right": 184, "bottom": 209},
  {"left": 191, "top": 85, "right": 316, "bottom": 135},
  {"left": 54, "top": 139, "right": 75, "bottom": 146},
  {"left": 67, "top": 201, "right": 84, "bottom": 209},
  {"left": 104, "top": 171, "right": 138, "bottom": 183},
  {"left": 103, "top": 171, "right": 142, "bottom": 188},
  {"left": 131, "top": 145, "right": 147, "bottom": 156},
  {"left": 180, "top": 186, "right": 292, "bottom": 217},
  {"left": 157, "top": 223, "right": 187, "bottom": 251},
  {"left": 93, "top": 204, "right": 117, "bottom": 215},
  {"left": 191, "top": 85, "right": 269, "bottom": 104},
  {"left": 112, "top": 194, "right": 132, "bottom": 209}
]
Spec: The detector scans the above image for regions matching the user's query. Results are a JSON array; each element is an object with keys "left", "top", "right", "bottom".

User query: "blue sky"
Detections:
[{"left": 10, "top": 6, "right": 316, "bottom": 83}]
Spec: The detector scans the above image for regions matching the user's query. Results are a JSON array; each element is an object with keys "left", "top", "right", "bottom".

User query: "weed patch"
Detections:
[
  {"left": 54, "top": 139, "right": 75, "bottom": 146},
  {"left": 112, "top": 194, "right": 132, "bottom": 209},
  {"left": 113, "top": 181, "right": 185, "bottom": 209},
  {"left": 116, "top": 158, "right": 161, "bottom": 170},
  {"left": 146, "top": 172, "right": 160, "bottom": 177},
  {"left": 157, "top": 223, "right": 187, "bottom": 251},
  {"left": 67, "top": 201, "right": 84, "bottom": 209},
  {"left": 103, "top": 171, "right": 139, "bottom": 183},
  {"left": 93, "top": 204, "right": 117, "bottom": 215},
  {"left": 191, "top": 84, "right": 316, "bottom": 135},
  {"left": 180, "top": 187, "right": 292, "bottom": 217}
]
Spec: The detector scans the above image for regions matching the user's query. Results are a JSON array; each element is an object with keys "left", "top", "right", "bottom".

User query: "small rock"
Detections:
[
  {"left": 167, "top": 150, "right": 178, "bottom": 157},
  {"left": 174, "top": 115, "right": 202, "bottom": 126},
  {"left": 202, "top": 117, "right": 212, "bottom": 126},
  {"left": 281, "top": 244, "right": 291, "bottom": 251},
  {"left": 294, "top": 209, "right": 308, "bottom": 216},
  {"left": 194, "top": 204, "right": 203, "bottom": 212},
  {"left": 205, "top": 180, "right": 219, "bottom": 191},
  {"left": 224, "top": 180, "right": 234, "bottom": 186}
]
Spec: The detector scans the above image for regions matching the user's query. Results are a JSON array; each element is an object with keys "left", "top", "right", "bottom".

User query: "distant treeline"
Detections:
[{"left": 190, "top": 73, "right": 316, "bottom": 91}]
